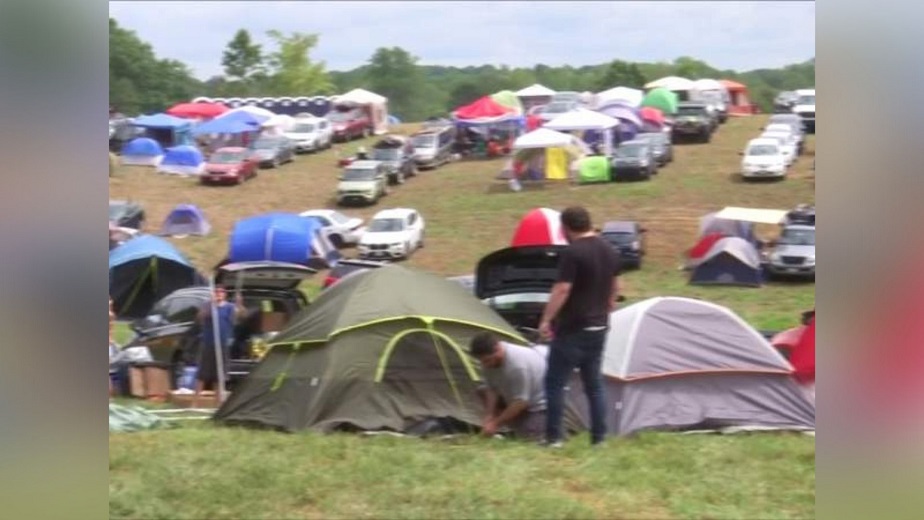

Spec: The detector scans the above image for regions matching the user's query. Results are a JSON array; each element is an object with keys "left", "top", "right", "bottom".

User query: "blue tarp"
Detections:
[
  {"left": 134, "top": 113, "right": 191, "bottom": 130},
  {"left": 229, "top": 213, "right": 341, "bottom": 269},
  {"left": 121, "top": 137, "right": 164, "bottom": 156},
  {"left": 193, "top": 111, "right": 262, "bottom": 135},
  {"left": 161, "top": 145, "right": 204, "bottom": 167}
]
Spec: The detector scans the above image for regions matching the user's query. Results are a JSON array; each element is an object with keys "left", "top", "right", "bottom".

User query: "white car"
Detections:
[
  {"left": 298, "top": 209, "right": 366, "bottom": 247},
  {"left": 792, "top": 88, "right": 815, "bottom": 133},
  {"left": 740, "top": 138, "right": 787, "bottom": 180},
  {"left": 759, "top": 132, "right": 796, "bottom": 166},
  {"left": 765, "top": 123, "right": 803, "bottom": 153},
  {"left": 358, "top": 208, "right": 426, "bottom": 260},
  {"left": 284, "top": 117, "right": 333, "bottom": 153}
]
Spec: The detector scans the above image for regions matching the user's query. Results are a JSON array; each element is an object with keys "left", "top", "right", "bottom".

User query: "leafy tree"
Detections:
[
  {"left": 364, "top": 47, "right": 444, "bottom": 120},
  {"left": 263, "top": 30, "right": 333, "bottom": 96},
  {"left": 597, "top": 60, "right": 647, "bottom": 91},
  {"left": 221, "top": 29, "right": 264, "bottom": 82}
]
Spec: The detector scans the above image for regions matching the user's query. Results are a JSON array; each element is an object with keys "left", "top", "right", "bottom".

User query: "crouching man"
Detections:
[{"left": 469, "top": 332, "right": 548, "bottom": 441}]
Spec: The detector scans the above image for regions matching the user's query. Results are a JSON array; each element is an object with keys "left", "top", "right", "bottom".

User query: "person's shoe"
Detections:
[{"left": 538, "top": 439, "right": 563, "bottom": 449}]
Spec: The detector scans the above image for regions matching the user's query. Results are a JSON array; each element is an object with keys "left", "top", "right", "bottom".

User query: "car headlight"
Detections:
[
  {"left": 770, "top": 252, "right": 782, "bottom": 261},
  {"left": 631, "top": 241, "right": 640, "bottom": 251},
  {"left": 806, "top": 256, "right": 816, "bottom": 264}
]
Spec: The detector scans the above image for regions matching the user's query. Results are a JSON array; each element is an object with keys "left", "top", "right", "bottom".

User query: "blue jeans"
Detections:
[{"left": 544, "top": 328, "right": 608, "bottom": 444}]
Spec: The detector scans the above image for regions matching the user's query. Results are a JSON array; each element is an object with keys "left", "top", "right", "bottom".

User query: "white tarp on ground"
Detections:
[
  {"left": 644, "top": 76, "right": 696, "bottom": 91},
  {"left": 516, "top": 84, "right": 556, "bottom": 97},
  {"left": 714, "top": 207, "right": 788, "bottom": 224}
]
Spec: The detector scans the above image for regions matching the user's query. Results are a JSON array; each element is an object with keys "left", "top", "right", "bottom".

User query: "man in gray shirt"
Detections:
[{"left": 469, "top": 332, "right": 548, "bottom": 441}]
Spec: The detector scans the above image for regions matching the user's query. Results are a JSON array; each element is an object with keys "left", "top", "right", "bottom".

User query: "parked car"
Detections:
[
  {"left": 322, "top": 258, "right": 387, "bottom": 288},
  {"left": 109, "top": 200, "right": 145, "bottom": 230},
  {"left": 758, "top": 132, "right": 796, "bottom": 166},
  {"left": 634, "top": 132, "right": 673, "bottom": 166},
  {"left": 336, "top": 160, "right": 388, "bottom": 206},
  {"left": 329, "top": 107, "right": 372, "bottom": 142},
  {"left": 201, "top": 147, "right": 260, "bottom": 185},
  {"left": 372, "top": 135, "right": 417, "bottom": 184},
  {"left": 671, "top": 102, "right": 715, "bottom": 143},
  {"left": 124, "top": 261, "right": 316, "bottom": 388},
  {"left": 599, "top": 221, "right": 648, "bottom": 269},
  {"left": 284, "top": 116, "right": 333, "bottom": 153},
  {"left": 298, "top": 209, "right": 367, "bottom": 247},
  {"left": 739, "top": 138, "right": 788, "bottom": 180},
  {"left": 357, "top": 208, "right": 425, "bottom": 260},
  {"left": 410, "top": 125, "right": 455, "bottom": 169},
  {"left": 765, "top": 122, "right": 804, "bottom": 155},
  {"left": 767, "top": 114, "right": 806, "bottom": 154},
  {"left": 792, "top": 88, "right": 815, "bottom": 133},
  {"left": 611, "top": 139, "right": 657, "bottom": 181},
  {"left": 783, "top": 204, "right": 815, "bottom": 227},
  {"left": 766, "top": 225, "right": 815, "bottom": 279},
  {"left": 249, "top": 136, "right": 295, "bottom": 168},
  {"left": 773, "top": 91, "right": 799, "bottom": 114}
]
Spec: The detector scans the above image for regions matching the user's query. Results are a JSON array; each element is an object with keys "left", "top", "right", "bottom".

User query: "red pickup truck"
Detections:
[{"left": 329, "top": 107, "right": 372, "bottom": 142}]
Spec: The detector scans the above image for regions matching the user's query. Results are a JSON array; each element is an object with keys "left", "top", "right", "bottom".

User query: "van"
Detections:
[{"left": 410, "top": 124, "right": 455, "bottom": 169}]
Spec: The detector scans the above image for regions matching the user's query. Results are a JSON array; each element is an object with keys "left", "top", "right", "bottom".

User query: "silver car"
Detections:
[{"left": 766, "top": 225, "right": 815, "bottom": 279}]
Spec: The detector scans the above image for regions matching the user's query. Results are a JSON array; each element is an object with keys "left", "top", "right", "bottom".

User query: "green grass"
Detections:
[
  {"left": 110, "top": 425, "right": 814, "bottom": 520},
  {"left": 109, "top": 117, "right": 815, "bottom": 518}
]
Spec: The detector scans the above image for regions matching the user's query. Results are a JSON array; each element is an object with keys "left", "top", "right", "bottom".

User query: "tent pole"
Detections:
[{"left": 209, "top": 275, "right": 228, "bottom": 403}]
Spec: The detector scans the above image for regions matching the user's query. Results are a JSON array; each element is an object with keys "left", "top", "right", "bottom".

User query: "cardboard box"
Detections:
[
  {"left": 260, "top": 312, "right": 288, "bottom": 333},
  {"left": 169, "top": 390, "right": 224, "bottom": 409},
  {"left": 128, "top": 364, "right": 172, "bottom": 399}
]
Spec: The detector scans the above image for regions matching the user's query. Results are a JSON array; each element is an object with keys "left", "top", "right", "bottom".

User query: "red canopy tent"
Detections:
[
  {"left": 454, "top": 96, "right": 514, "bottom": 120},
  {"left": 166, "top": 102, "right": 229, "bottom": 119},
  {"left": 511, "top": 208, "right": 568, "bottom": 247},
  {"left": 718, "top": 80, "right": 756, "bottom": 116},
  {"left": 639, "top": 106, "right": 665, "bottom": 126}
]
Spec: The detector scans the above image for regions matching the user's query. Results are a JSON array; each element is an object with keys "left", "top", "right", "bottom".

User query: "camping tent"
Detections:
[
  {"left": 596, "top": 103, "right": 642, "bottom": 141},
  {"left": 771, "top": 317, "right": 815, "bottom": 385},
  {"left": 109, "top": 235, "right": 206, "bottom": 319},
  {"left": 690, "top": 237, "right": 763, "bottom": 287},
  {"left": 516, "top": 84, "right": 556, "bottom": 110},
  {"left": 229, "top": 213, "right": 341, "bottom": 270},
  {"left": 641, "top": 88, "right": 679, "bottom": 115},
  {"left": 156, "top": 145, "right": 205, "bottom": 176},
  {"left": 544, "top": 108, "right": 620, "bottom": 156},
  {"left": 490, "top": 90, "right": 525, "bottom": 115},
  {"left": 719, "top": 80, "right": 755, "bottom": 116},
  {"left": 596, "top": 86, "right": 644, "bottom": 108},
  {"left": 512, "top": 128, "right": 590, "bottom": 181},
  {"left": 192, "top": 110, "right": 262, "bottom": 136},
  {"left": 644, "top": 76, "right": 697, "bottom": 101},
  {"left": 133, "top": 113, "right": 194, "bottom": 147},
  {"left": 511, "top": 208, "right": 568, "bottom": 247},
  {"left": 213, "top": 264, "right": 528, "bottom": 433},
  {"left": 120, "top": 137, "right": 164, "bottom": 166},
  {"left": 577, "top": 155, "right": 611, "bottom": 184},
  {"left": 166, "top": 102, "right": 229, "bottom": 120},
  {"left": 600, "top": 297, "right": 815, "bottom": 435},
  {"left": 159, "top": 204, "right": 211, "bottom": 237},
  {"left": 699, "top": 212, "right": 756, "bottom": 241},
  {"left": 333, "top": 88, "right": 389, "bottom": 135},
  {"left": 453, "top": 96, "right": 518, "bottom": 123}
]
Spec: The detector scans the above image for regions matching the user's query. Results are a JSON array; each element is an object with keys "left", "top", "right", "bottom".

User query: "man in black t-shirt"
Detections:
[{"left": 539, "top": 206, "right": 621, "bottom": 446}]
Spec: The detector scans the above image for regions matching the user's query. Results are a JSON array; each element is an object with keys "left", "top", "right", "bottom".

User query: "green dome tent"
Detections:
[
  {"left": 214, "top": 265, "right": 528, "bottom": 433},
  {"left": 491, "top": 90, "right": 525, "bottom": 115},
  {"left": 642, "top": 88, "right": 679, "bottom": 115}
]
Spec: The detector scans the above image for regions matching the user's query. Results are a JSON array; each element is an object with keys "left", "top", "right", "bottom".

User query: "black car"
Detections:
[
  {"left": 109, "top": 117, "right": 143, "bottom": 153},
  {"left": 610, "top": 140, "right": 657, "bottom": 181},
  {"left": 633, "top": 132, "right": 673, "bottom": 166},
  {"left": 783, "top": 205, "right": 815, "bottom": 227},
  {"left": 671, "top": 102, "right": 715, "bottom": 143},
  {"left": 372, "top": 135, "right": 417, "bottom": 185},
  {"left": 109, "top": 200, "right": 145, "bottom": 230},
  {"left": 599, "top": 221, "right": 648, "bottom": 270},
  {"left": 126, "top": 261, "right": 316, "bottom": 387}
]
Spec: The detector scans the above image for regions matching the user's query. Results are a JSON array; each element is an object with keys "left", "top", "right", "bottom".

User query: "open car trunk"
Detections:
[{"left": 475, "top": 246, "right": 565, "bottom": 332}]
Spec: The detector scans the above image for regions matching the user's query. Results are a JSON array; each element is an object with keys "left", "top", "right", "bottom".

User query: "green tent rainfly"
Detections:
[
  {"left": 214, "top": 264, "right": 527, "bottom": 434},
  {"left": 642, "top": 87, "right": 679, "bottom": 115},
  {"left": 490, "top": 90, "right": 525, "bottom": 115}
]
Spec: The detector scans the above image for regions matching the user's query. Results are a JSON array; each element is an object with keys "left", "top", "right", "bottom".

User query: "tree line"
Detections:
[{"left": 110, "top": 18, "right": 815, "bottom": 121}]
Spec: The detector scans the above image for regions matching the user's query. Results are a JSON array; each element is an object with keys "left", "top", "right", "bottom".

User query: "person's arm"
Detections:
[
  {"left": 492, "top": 399, "right": 529, "bottom": 429},
  {"left": 481, "top": 386, "right": 499, "bottom": 422},
  {"left": 539, "top": 250, "right": 576, "bottom": 338}
]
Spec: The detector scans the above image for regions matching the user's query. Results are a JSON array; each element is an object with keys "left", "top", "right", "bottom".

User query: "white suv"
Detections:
[
  {"left": 358, "top": 208, "right": 425, "bottom": 260},
  {"left": 792, "top": 88, "right": 815, "bottom": 133},
  {"left": 284, "top": 116, "right": 333, "bottom": 153}
]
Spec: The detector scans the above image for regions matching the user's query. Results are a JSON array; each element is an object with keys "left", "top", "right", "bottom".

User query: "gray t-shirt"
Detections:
[{"left": 482, "top": 342, "right": 548, "bottom": 413}]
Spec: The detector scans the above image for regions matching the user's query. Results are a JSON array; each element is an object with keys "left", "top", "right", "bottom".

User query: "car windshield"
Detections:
[
  {"left": 747, "top": 145, "right": 779, "bottom": 156},
  {"left": 677, "top": 106, "right": 706, "bottom": 117},
  {"left": 373, "top": 148, "right": 400, "bottom": 161},
  {"left": 253, "top": 139, "right": 278, "bottom": 150},
  {"left": 779, "top": 228, "right": 815, "bottom": 246},
  {"left": 602, "top": 232, "right": 635, "bottom": 246},
  {"left": 329, "top": 212, "right": 351, "bottom": 225},
  {"left": 412, "top": 135, "right": 436, "bottom": 147},
  {"left": 615, "top": 145, "right": 643, "bottom": 158},
  {"left": 342, "top": 168, "right": 376, "bottom": 181},
  {"left": 797, "top": 95, "right": 815, "bottom": 105},
  {"left": 291, "top": 123, "right": 315, "bottom": 133},
  {"left": 210, "top": 150, "right": 245, "bottom": 163},
  {"left": 368, "top": 218, "right": 404, "bottom": 232}
]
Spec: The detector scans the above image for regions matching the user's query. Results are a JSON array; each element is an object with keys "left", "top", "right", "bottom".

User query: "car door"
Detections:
[{"left": 406, "top": 212, "right": 419, "bottom": 248}]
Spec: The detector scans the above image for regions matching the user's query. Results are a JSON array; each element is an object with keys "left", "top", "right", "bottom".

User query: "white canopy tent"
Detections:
[
  {"left": 226, "top": 105, "right": 276, "bottom": 120},
  {"left": 645, "top": 76, "right": 696, "bottom": 92},
  {"left": 544, "top": 108, "right": 620, "bottom": 156},
  {"left": 595, "top": 86, "right": 644, "bottom": 108},
  {"left": 513, "top": 128, "right": 592, "bottom": 153},
  {"left": 332, "top": 88, "right": 390, "bottom": 135},
  {"left": 261, "top": 114, "right": 296, "bottom": 135},
  {"left": 714, "top": 206, "right": 788, "bottom": 225},
  {"left": 516, "top": 84, "right": 556, "bottom": 98},
  {"left": 692, "top": 79, "right": 731, "bottom": 105}
]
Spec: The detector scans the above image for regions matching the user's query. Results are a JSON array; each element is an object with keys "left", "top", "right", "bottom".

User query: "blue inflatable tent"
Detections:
[
  {"left": 120, "top": 137, "right": 165, "bottom": 166},
  {"left": 689, "top": 237, "right": 763, "bottom": 287},
  {"left": 193, "top": 110, "right": 262, "bottom": 135},
  {"left": 159, "top": 204, "right": 211, "bottom": 237},
  {"left": 229, "top": 213, "right": 341, "bottom": 270},
  {"left": 109, "top": 235, "right": 206, "bottom": 318},
  {"left": 133, "top": 113, "right": 193, "bottom": 147},
  {"left": 157, "top": 145, "right": 205, "bottom": 176}
]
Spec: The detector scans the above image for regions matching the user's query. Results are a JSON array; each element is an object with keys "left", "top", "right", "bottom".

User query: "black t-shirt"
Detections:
[{"left": 555, "top": 236, "right": 621, "bottom": 335}]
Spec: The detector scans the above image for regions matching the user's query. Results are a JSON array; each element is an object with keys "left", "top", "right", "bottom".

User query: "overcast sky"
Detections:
[{"left": 109, "top": 1, "right": 815, "bottom": 80}]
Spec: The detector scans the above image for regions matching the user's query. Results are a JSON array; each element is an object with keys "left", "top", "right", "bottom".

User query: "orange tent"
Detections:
[{"left": 719, "top": 80, "right": 756, "bottom": 116}]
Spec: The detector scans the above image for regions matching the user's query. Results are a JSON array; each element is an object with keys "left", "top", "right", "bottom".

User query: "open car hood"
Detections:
[
  {"left": 216, "top": 261, "right": 317, "bottom": 291},
  {"left": 475, "top": 246, "right": 565, "bottom": 300}
]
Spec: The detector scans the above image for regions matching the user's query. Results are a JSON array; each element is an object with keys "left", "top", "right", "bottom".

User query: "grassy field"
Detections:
[{"left": 109, "top": 116, "right": 815, "bottom": 519}]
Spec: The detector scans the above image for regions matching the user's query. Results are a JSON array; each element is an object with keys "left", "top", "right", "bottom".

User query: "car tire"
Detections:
[{"left": 329, "top": 234, "right": 344, "bottom": 248}]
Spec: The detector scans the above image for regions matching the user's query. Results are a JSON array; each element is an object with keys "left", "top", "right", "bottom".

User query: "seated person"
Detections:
[{"left": 469, "top": 332, "right": 548, "bottom": 441}]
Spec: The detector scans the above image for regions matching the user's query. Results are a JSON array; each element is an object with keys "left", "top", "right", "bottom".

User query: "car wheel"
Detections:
[{"left": 329, "top": 234, "right": 344, "bottom": 248}]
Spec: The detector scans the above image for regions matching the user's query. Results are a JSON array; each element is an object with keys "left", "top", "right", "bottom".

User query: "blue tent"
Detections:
[
  {"left": 690, "top": 237, "right": 763, "bottom": 287},
  {"left": 388, "top": 114, "right": 402, "bottom": 125},
  {"left": 229, "top": 213, "right": 341, "bottom": 270},
  {"left": 134, "top": 113, "right": 190, "bottom": 129},
  {"left": 159, "top": 204, "right": 211, "bottom": 237},
  {"left": 109, "top": 235, "right": 206, "bottom": 318},
  {"left": 134, "top": 113, "right": 193, "bottom": 146},
  {"left": 121, "top": 137, "right": 163, "bottom": 156},
  {"left": 158, "top": 145, "right": 205, "bottom": 175},
  {"left": 193, "top": 111, "right": 262, "bottom": 135}
]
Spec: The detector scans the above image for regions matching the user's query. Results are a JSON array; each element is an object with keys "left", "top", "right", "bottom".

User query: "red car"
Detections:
[
  {"left": 201, "top": 147, "right": 259, "bottom": 185},
  {"left": 329, "top": 107, "right": 372, "bottom": 142}
]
